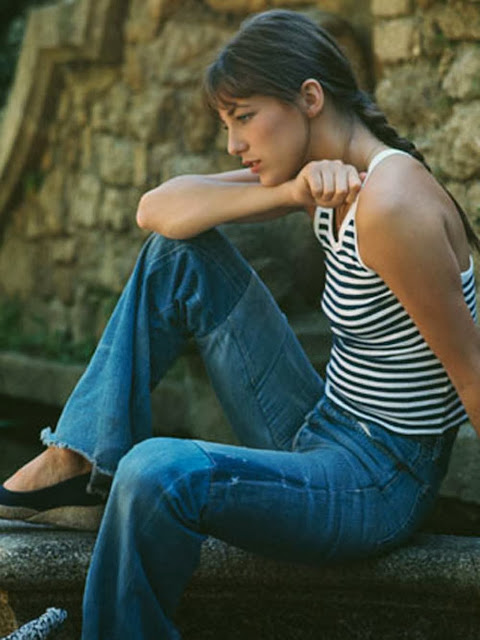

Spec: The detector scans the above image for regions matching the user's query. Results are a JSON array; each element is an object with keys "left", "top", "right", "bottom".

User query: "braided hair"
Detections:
[{"left": 205, "top": 9, "right": 480, "bottom": 252}]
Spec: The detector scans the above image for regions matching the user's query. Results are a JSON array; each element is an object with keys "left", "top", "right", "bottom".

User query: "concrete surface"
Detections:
[{"left": 0, "top": 522, "right": 479, "bottom": 639}]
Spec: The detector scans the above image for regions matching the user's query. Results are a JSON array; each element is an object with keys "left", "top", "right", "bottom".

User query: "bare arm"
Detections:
[
  {"left": 357, "top": 158, "right": 480, "bottom": 435},
  {"left": 136, "top": 161, "right": 363, "bottom": 239},
  {"left": 136, "top": 169, "right": 294, "bottom": 239}
]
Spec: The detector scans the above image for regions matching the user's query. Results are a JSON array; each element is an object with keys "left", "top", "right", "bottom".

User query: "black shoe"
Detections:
[{"left": 0, "top": 473, "right": 104, "bottom": 531}]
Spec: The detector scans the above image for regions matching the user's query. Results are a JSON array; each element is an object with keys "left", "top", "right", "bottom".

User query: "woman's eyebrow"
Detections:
[{"left": 226, "top": 103, "right": 252, "bottom": 116}]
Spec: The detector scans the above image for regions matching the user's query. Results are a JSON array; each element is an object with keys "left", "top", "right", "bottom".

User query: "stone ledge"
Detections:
[
  {"left": 0, "top": 523, "right": 479, "bottom": 639},
  {"left": 0, "top": 0, "right": 129, "bottom": 225}
]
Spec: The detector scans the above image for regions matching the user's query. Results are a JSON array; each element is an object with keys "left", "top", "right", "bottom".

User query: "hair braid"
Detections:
[
  {"left": 351, "top": 91, "right": 431, "bottom": 169},
  {"left": 352, "top": 90, "right": 480, "bottom": 252}
]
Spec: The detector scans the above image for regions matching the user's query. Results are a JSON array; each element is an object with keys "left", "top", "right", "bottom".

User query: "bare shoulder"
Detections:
[
  {"left": 356, "top": 153, "right": 469, "bottom": 272},
  {"left": 358, "top": 154, "right": 441, "bottom": 232}
]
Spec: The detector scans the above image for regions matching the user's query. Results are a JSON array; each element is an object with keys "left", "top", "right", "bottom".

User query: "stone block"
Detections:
[
  {"left": 99, "top": 187, "right": 140, "bottom": 231},
  {"left": 432, "top": 101, "right": 480, "bottom": 180},
  {"left": 0, "top": 232, "right": 35, "bottom": 299},
  {"left": 123, "top": 45, "right": 147, "bottom": 92},
  {"left": 442, "top": 44, "right": 480, "bottom": 100},
  {"left": 23, "top": 200, "right": 46, "bottom": 241},
  {"left": 415, "top": 0, "right": 435, "bottom": 8},
  {"left": 375, "top": 62, "right": 447, "bottom": 132},
  {"left": 374, "top": 17, "right": 421, "bottom": 63},
  {"left": 125, "top": 0, "right": 182, "bottom": 43},
  {"left": 69, "top": 173, "right": 102, "bottom": 228},
  {"left": 429, "top": 4, "right": 480, "bottom": 41},
  {"left": 37, "top": 169, "right": 67, "bottom": 235},
  {"left": 440, "top": 423, "right": 480, "bottom": 506},
  {"left": 181, "top": 89, "right": 219, "bottom": 154},
  {"left": 95, "top": 234, "right": 142, "bottom": 294},
  {"left": 0, "top": 352, "right": 83, "bottom": 407},
  {"left": 127, "top": 87, "right": 175, "bottom": 143},
  {"left": 165, "top": 154, "right": 219, "bottom": 181},
  {"left": 466, "top": 181, "right": 480, "bottom": 219},
  {"left": 147, "top": 142, "right": 178, "bottom": 187},
  {"left": 147, "top": 21, "right": 233, "bottom": 86},
  {"left": 371, "top": 0, "right": 412, "bottom": 17},
  {"left": 133, "top": 143, "right": 148, "bottom": 189},
  {"left": 51, "top": 238, "right": 77, "bottom": 265},
  {"left": 95, "top": 135, "right": 135, "bottom": 187},
  {"left": 205, "top": 0, "right": 268, "bottom": 12},
  {"left": 91, "top": 83, "right": 131, "bottom": 135},
  {"left": 52, "top": 267, "right": 75, "bottom": 306}
]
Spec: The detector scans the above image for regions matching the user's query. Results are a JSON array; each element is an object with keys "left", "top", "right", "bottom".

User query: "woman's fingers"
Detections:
[
  {"left": 344, "top": 167, "right": 363, "bottom": 204},
  {"left": 308, "top": 161, "right": 362, "bottom": 207},
  {"left": 291, "top": 161, "right": 366, "bottom": 209}
]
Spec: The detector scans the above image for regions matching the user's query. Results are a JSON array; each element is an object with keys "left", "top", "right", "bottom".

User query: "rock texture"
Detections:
[{"left": 0, "top": 523, "right": 479, "bottom": 639}]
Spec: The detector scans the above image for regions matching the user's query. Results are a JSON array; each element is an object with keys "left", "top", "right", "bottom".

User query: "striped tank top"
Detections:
[{"left": 313, "top": 148, "right": 478, "bottom": 435}]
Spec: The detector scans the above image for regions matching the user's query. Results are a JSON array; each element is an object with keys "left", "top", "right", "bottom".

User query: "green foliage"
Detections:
[{"left": 0, "top": 296, "right": 97, "bottom": 364}]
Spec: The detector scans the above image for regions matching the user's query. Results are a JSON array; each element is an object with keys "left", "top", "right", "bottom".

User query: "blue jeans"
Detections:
[{"left": 42, "top": 230, "right": 456, "bottom": 640}]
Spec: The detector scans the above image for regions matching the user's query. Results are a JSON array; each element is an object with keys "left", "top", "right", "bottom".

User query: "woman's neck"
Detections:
[{"left": 308, "top": 103, "right": 388, "bottom": 172}]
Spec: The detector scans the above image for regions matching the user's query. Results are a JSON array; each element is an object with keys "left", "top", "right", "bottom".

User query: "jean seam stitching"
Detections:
[
  {"left": 195, "top": 272, "right": 254, "bottom": 340},
  {"left": 225, "top": 317, "right": 287, "bottom": 450},
  {"left": 146, "top": 232, "right": 250, "bottom": 299}
]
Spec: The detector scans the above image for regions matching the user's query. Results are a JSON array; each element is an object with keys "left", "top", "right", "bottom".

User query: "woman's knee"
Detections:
[
  {"left": 145, "top": 228, "right": 220, "bottom": 259},
  {"left": 112, "top": 438, "right": 213, "bottom": 521}
]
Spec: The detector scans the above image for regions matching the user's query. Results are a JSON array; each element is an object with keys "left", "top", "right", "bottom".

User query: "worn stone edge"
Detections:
[
  {"left": 0, "top": 529, "right": 479, "bottom": 606},
  {"left": 0, "top": 0, "right": 128, "bottom": 224}
]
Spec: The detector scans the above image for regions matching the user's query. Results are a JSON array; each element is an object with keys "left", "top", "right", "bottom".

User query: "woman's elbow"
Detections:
[
  {"left": 136, "top": 192, "right": 157, "bottom": 229},
  {"left": 136, "top": 192, "right": 171, "bottom": 235},
  {"left": 136, "top": 195, "right": 189, "bottom": 240}
]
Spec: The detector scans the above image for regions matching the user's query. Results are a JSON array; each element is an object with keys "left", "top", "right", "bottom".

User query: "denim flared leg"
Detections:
[
  {"left": 82, "top": 404, "right": 457, "bottom": 640},
  {"left": 41, "top": 229, "right": 324, "bottom": 487}
]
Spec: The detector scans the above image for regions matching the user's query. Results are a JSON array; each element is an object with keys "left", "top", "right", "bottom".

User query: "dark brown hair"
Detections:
[{"left": 205, "top": 9, "right": 480, "bottom": 252}]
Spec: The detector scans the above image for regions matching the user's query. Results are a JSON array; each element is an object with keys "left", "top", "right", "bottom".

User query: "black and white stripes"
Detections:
[{"left": 313, "top": 153, "right": 477, "bottom": 435}]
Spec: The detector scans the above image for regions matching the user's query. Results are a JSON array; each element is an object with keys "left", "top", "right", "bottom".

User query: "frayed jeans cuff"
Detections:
[{"left": 40, "top": 427, "right": 113, "bottom": 498}]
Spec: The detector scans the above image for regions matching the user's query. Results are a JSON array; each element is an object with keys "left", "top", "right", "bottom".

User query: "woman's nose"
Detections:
[{"left": 227, "top": 130, "right": 248, "bottom": 156}]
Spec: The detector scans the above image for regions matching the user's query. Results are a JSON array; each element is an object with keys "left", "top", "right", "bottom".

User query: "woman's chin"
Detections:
[{"left": 259, "top": 173, "right": 284, "bottom": 187}]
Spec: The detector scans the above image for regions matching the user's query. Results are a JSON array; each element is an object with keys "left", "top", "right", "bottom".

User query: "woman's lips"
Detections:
[{"left": 243, "top": 160, "right": 261, "bottom": 173}]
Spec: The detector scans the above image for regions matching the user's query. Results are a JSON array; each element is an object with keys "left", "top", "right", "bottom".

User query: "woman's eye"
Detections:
[{"left": 236, "top": 112, "right": 254, "bottom": 123}]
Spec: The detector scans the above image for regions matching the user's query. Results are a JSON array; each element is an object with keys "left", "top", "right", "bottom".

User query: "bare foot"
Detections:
[{"left": 3, "top": 447, "right": 92, "bottom": 492}]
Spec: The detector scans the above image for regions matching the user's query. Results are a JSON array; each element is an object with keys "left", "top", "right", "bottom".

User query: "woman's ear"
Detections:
[{"left": 299, "top": 78, "right": 324, "bottom": 118}]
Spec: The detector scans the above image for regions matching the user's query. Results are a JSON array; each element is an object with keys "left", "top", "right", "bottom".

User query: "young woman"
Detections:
[{"left": 1, "top": 9, "right": 479, "bottom": 639}]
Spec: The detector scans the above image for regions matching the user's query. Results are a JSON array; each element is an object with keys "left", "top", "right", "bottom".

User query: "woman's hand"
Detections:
[{"left": 288, "top": 160, "right": 365, "bottom": 209}]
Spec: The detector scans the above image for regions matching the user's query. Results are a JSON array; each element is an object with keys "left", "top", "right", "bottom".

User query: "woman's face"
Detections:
[{"left": 218, "top": 95, "right": 311, "bottom": 186}]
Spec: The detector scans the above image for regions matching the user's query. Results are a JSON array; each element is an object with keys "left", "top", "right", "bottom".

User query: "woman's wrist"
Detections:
[{"left": 273, "top": 179, "right": 300, "bottom": 210}]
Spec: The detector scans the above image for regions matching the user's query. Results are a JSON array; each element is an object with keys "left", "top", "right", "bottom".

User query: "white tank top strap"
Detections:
[{"left": 367, "top": 147, "right": 410, "bottom": 174}]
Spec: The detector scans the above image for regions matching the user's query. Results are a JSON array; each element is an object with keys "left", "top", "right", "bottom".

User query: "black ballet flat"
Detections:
[{"left": 0, "top": 473, "right": 105, "bottom": 531}]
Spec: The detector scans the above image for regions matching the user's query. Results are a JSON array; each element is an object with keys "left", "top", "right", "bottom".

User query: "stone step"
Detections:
[{"left": 0, "top": 521, "right": 479, "bottom": 639}]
